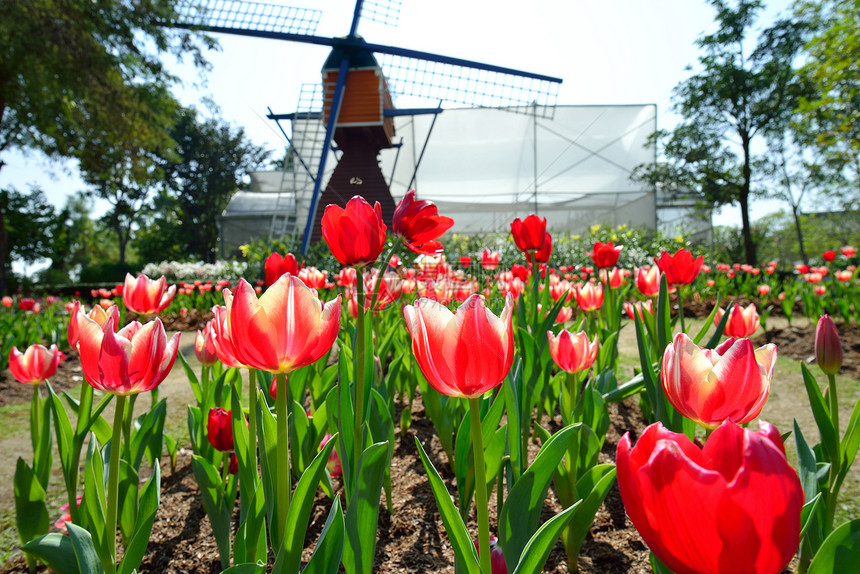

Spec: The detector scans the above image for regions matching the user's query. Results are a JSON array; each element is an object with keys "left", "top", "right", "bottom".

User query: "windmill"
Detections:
[{"left": 175, "top": 0, "right": 562, "bottom": 253}]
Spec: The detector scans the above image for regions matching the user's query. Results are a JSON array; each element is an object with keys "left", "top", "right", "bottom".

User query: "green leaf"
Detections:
[
  {"left": 650, "top": 552, "right": 675, "bottom": 574},
  {"left": 177, "top": 351, "right": 202, "bottom": 404},
  {"left": 14, "top": 458, "right": 49, "bottom": 547},
  {"left": 277, "top": 434, "right": 339, "bottom": 574},
  {"left": 34, "top": 389, "right": 53, "bottom": 489},
  {"left": 841, "top": 394, "right": 860, "bottom": 470},
  {"left": 704, "top": 300, "right": 732, "bottom": 349},
  {"left": 794, "top": 421, "right": 820, "bottom": 501},
  {"left": 512, "top": 502, "right": 579, "bottom": 574},
  {"left": 564, "top": 465, "right": 617, "bottom": 560},
  {"left": 220, "top": 563, "right": 266, "bottom": 574},
  {"left": 602, "top": 372, "right": 645, "bottom": 403},
  {"left": 256, "top": 388, "right": 280, "bottom": 551},
  {"left": 692, "top": 294, "right": 721, "bottom": 345},
  {"left": 46, "top": 381, "right": 75, "bottom": 481},
  {"left": 117, "top": 460, "right": 139, "bottom": 543},
  {"left": 303, "top": 497, "right": 345, "bottom": 574},
  {"left": 414, "top": 438, "right": 480, "bottom": 574},
  {"left": 801, "top": 363, "right": 840, "bottom": 465},
  {"left": 499, "top": 424, "right": 578, "bottom": 567},
  {"left": 191, "top": 455, "right": 233, "bottom": 568},
  {"left": 343, "top": 442, "right": 389, "bottom": 574},
  {"left": 22, "top": 533, "right": 80, "bottom": 574},
  {"left": 66, "top": 523, "right": 106, "bottom": 574},
  {"left": 808, "top": 519, "right": 860, "bottom": 574},
  {"left": 81, "top": 438, "right": 109, "bottom": 566},
  {"left": 119, "top": 463, "right": 161, "bottom": 574},
  {"left": 801, "top": 493, "right": 823, "bottom": 538}
]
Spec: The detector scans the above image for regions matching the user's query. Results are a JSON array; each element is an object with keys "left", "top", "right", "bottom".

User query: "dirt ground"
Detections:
[{"left": 0, "top": 311, "right": 857, "bottom": 572}]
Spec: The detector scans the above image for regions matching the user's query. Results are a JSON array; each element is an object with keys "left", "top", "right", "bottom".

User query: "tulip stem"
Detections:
[
  {"left": 677, "top": 288, "right": 687, "bottom": 335},
  {"left": 107, "top": 394, "right": 127, "bottom": 574},
  {"left": 369, "top": 240, "right": 400, "bottom": 313},
  {"left": 828, "top": 373, "right": 839, "bottom": 440},
  {"left": 354, "top": 267, "right": 367, "bottom": 472},
  {"left": 68, "top": 383, "right": 95, "bottom": 524},
  {"left": 469, "top": 397, "right": 491, "bottom": 574},
  {"left": 275, "top": 372, "right": 291, "bottom": 547}
]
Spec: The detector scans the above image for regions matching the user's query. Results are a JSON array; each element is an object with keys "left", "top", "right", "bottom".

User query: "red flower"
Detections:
[
  {"left": 655, "top": 249, "right": 704, "bottom": 285},
  {"left": 9, "top": 344, "right": 61, "bottom": 385},
  {"left": 473, "top": 536, "right": 508, "bottom": 574},
  {"left": 264, "top": 252, "right": 302, "bottom": 287},
  {"left": 588, "top": 241, "right": 623, "bottom": 269},
  {"left": 18, "top": 298, "right": 35, "bottom": 311},
  {"left": 529, "top": 231, "right": 553, "bottom": 264},
  {"left": 547, "top": 330, "right": 598, "bottom": 374},
  {"left": 714, "top": 303, "right": 760, "bottom": 338},
  {"left": 634, "top": 266, "right": 660, "bottom": 297},
  {"left": 510, "top": 215, "right": 547, "bottom": 253},
  {"left": 459, "top": 256, "right": 472, "bottom": 267},
  {"left": 481, "top": 248, "right": 500, "bottom": 271},
  {"left": 841, "top": 245, "right": 856, "bottom": 258},
  {"left": 510, "top": 264, "right": 529, "bottom": 282},
  {"left": 392, "top": 189, "right": 454, "bottom": 255},
  {"left": 321, "top": 195, "right": 387, "bottom": 268},
  {"left": 207, "top": 407, "right": 234, "bottom": 452},
  {"left": 617, "top": 420, "right": 802, "bottom": 574},
  {"left": 123, "top": 273, "right": 177, "bottom": 315},
  {"left": 403, "top": 294, "right": 515, "bottom": 399},
  {"left": 815, "top": 314, "right": 842, "bottom": 375},
  {"left": 194, "top": 321, "right": 219, "bottom": 366},
  {"left": 822, "top": 250, "right": 836, "bottom": 262}
]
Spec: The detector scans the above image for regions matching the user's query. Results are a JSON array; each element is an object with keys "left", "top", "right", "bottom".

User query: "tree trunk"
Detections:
[
  {"left": 791, "top": 203, "right": 808, "bottom": 265},
  {"left": 0, "top": 195, "right": 7, "bottom": 294},
  {"left": 740, "top": 135, "right": 757, "bottom": 265}
]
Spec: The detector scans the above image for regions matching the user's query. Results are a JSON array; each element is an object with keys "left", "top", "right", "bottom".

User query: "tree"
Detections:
[
  {"left": 0, "top": 0, "right": 214, "bottom": 176},
  {"left": 161, "top": 108, "right": 270, "bottom": 262},
  {"left": 633, "top": 0, "right": 808, "bottom": 264},
  {"left": 793, "top": 0, "right": 860, "bottom": 208},
  {"left": 0, "top": 187, "right": 55, "bottom": 293}
]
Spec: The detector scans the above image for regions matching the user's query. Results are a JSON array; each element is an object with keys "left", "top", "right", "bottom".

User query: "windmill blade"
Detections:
[
  {"left": 380, "top": 52, "right": 560, "bottom": 114},
  {"left": 361, "top": 0, "right": 401, "bottom": 27},
  {"left": 175, "top": 0, "right": 322, "bottom": 37}
]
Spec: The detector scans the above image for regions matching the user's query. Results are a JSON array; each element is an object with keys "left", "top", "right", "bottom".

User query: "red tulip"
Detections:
[
  {"left": 547, "top": 330, "right": 598, "bottom": 374},
  {"left": 510, "top": 264, "right": 529, "bottom": 282},
  {"left": 264, "top": 252, "right": 302, "bottom": 287},
  {"left": 575, "top": 282, "right": 603, "bottom": 311},
  {"left": 392, "top": 189, "right": 454, "bottom": 255},
  {"left": 76, "top": 315, "right": 180, "bottom": 396},
  {"left": 661, "top": 333, "right": 775, "bottom": 429},
  {"left": 757, "top": 284, "right": 771, "bottom": 296},
  {"left": 298, "top": 266, "right": 327, "bottom": 289},
  {"left": 588, "top": 241, "right": 623, "bottom": 269},
  {"left": 815, "top": 315, "right": 842, "bottom": 375},
  {"left": 510, "top": 214, "right": 547, "bottom": 254},
  {"left": 319, "top": 433, "right": 342, "bottom": 478},
  {"left": 481, "top": 248, "right": 501, "bottom": 271},
  {"left": 9, "top": 344, "right": 61, "bottom": 385},
  {"left": 530, "top": 231, "right": 553, "bottom": 264},
  {"left": 195, "top": 321, "right": 219, "bottom": 366},
  {"left": 122, "top": 273, "right": 176, "bottom": 315},
  {"left": 822, "top": 250, "right": 836, "bottom": 262},
  {"left": 624, "top": 300, "right": 653, "bottom": 321},
  {"left": 617, "top": 420, "right": 802, "bottom": 574},
  {"left": 655, "top": 249, "right": 704, "bottom": 285},
  {"left": 403, "top": 293, "right": 514, "bottom": 399},
  {"left": 714, "top": 303, "right": 760, "bottom": 338},
  {"left": 209, "top": 305, "right": 246, "bottom": 369},
  {"left": 841, "top": 245, "right": 856, "bottom": 258},
  {"left": 225, "top": 275, "right": 340, "bottom": 375},
  {"left": 459, "top": 256, "right": 472, "bottom": 267},
  {"left": 1, "top": 296, "right": 11, "bottom": 308},
  {"left": 207, "top": 407, "right": 234, "bottom": 452},
  {"left": 634, "top": 266, "right": 660, "bottom": 297},
  {"left": 18, "top": 298, "right": 36, "bottom": 312},
  {"left": 599, "top": 266, "right": 624, "bottom": 289},
  {"left": 321, "top": 195, "right": 387, "bottom": 268}
]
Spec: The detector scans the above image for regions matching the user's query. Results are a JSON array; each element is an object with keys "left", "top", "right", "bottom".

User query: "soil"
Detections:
[{"left": 0, "top": 380, "right": 652, "bottom": 573}]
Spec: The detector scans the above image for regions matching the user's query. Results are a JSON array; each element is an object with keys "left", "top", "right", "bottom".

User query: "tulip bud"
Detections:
[{"left": 815, "top": 315, "right": 842, "bottom": 376}]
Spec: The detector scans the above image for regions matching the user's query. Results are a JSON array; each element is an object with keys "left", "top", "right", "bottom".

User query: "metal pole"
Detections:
[
  {"left": 407, "top": 102, "right": 443, "bottom": 191},
  {"left": 533, "top": 101, "right": 539, "bottom": 214},
  {"left": 300, "top": 56, "right": 350, "bottom": 255}
]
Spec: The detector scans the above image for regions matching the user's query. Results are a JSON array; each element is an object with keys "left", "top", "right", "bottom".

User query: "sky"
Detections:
[{"left": 1, "top": 0, "right": 797, "bottom": 233}]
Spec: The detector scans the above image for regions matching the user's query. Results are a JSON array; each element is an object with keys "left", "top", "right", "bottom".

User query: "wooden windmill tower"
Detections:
[{"left": 175, "top": 0, "right": 562, "bottom": 253}]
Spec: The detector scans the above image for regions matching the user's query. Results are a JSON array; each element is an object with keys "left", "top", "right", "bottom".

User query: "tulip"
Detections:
[
  {"left": 1, "top": 296, "right": 11, "bottom": 307},
  {"left": 207, "top": 407, "right": 234, "bottom": 452},
  {"left": 19, "top": 298, "right": 36, "bottom": 311},
  {"left": 547, "top": 330, "right": 598, "bottom": 374},
  {"left": 404, "top": 293, "right": 514, "bottom": 399},
  {"left": 209, "top": 305, "right": 246, "bottom": 369},
  {"left": 391, "top": 189, "right": 454, "bottom": 254},
  {"left": 814, "top": 285, "right": 827, "bottom": 296},
  {"left": 225, "top": 275, "right": 340, "bottom": 375},
  {"left": 76, "top": 315, "right": 180, "bottom": 397},
  {"left": 405, "top": 292, "right": 514, "bottom": 574},
  {"left": 321, "top": 195, "right": 387, "bottom": 268},
  {"left": 473, "top": 536, "right": 508, "bottom": 574},
  {"left": 319, "top": 433, "right": 342, "bottom": 478},
  {"left": 122, "top": 273, "right": 176, "bottom": 316},
  {"left": 264, "top": 252, "right": 301, "bottom": 287},
  {"left": 714, "top": 303, "right": 760, "bottom": 338},
  {"left": 822, "top": 250, "right": 836, "bottom": 262},
  {"left": 815, "top": 314, "right": 842, "bottom": 376},
  {"left": 298, "top": 266, "right": 327, "bottom": 289},
  {"left": 481, "top": 248, "right": 501, "bottom": 271},
  {"left": 634, "top": 266, "right": 660, "bottom": 297},
  {"left": 655, "top": 249, "right": 704, "bottom": 285},
  {"left": 661, "top": 333, "right": 776, "bottom": 429},
  {"left": 575, "top": 282, "right": 604, "bottom": 311},
  {"left": 623, "top": 300, "right": 653, "bottom": 321},
  {"left": 530, "top": 231, "right": 552, "bottom": 264},
  {"left": 588, "top": 241, "right": 622, "bottom": 269},
  {"left": 599, "top": 266, "right": 624, "bottom": 288},
  {"left": 459, "top": 256, "right": 472, "bottom": 267},
  {"left": 757, "top": 284, "right": 771, "bottom": 295},
  {"left": 617, "top": 420, "right": 802, "bottom": 574},
  {"left": 841, "top": 245, "right": 856, "bottom": 258},
  {"left": 9, "top": 343, "right": 61, "bottom": 385},
  {"left": 510, "top": 214, "right": 547, "bottom": 254},
  {"left": 195, "top": 321, "right": 219, "bottom": 366},
  {"left": 68, "top": 301, "right": 121, "bottom": 348}
]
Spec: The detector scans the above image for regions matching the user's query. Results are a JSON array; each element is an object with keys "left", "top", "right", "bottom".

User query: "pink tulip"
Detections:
[
  {"left": 122, "top": 273, "right": 176, "bottom": 315},
  {"left": 9, "top": 344, "right": 62, "bottom": 385},
  {"left": 547, "top": 330, "right": 598, "bottom": 374},
  {"left": 714, "top": 303, "right": 760, "bottom": 338}
]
